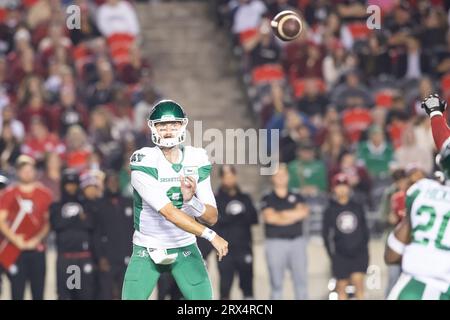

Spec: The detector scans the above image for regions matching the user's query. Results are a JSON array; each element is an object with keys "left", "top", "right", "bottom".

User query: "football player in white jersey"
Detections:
[
  {"left": 122, "top": 100, "right": 228, "bottom": 300},
  {"left": 385, "top": 94, "right": 450, "bottom": 300}
]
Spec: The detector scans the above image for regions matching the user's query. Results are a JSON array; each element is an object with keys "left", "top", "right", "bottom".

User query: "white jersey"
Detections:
[
  {"left": 402, "top": 178, "right": 450, "bottom": 292},
  {"left": 129, "top": 145, "right": 216, "bottom": 249}
]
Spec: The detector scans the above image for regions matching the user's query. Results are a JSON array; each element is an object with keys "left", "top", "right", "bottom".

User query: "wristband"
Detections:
[
  {"left": 430, "top": 111, "right": 443, "bottom": 118},
  {"left": 201, "top": 227, "right": 216, "bottom": 242},
  {"left": 387, "top": 232, "right": 406, "bottom": 255}
]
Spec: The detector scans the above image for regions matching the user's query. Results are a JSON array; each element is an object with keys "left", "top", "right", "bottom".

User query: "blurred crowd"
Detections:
[
  {"left": 213, "top": 0, "right": 449, "bottom": 219},
  {"left": 0, "top": 0, "right": 161, "bottom": 196}
]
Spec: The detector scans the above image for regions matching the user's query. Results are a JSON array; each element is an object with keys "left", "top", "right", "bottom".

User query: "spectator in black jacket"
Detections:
[
  {"left": 79, "top": 171, "right": 105, "bottom": 299},
  {"left": 322, "top": 173, "right": 369, "bottom": 300},
  {"left": 214, "top": 165, "right": 258, "bottom": 299},
  {"left": 96, "top": 172, "right": 133, "bottom": 300},
  {"left": 50, "top": 169, "right": 95, "bottom": 300}
]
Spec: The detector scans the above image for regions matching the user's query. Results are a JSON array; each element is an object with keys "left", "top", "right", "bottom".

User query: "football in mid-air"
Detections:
[{"left": 271, "top": 10, "right": 303, "bottom": 41}]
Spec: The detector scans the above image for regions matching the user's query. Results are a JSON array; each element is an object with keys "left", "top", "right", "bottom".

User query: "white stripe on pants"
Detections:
[{"left": 265, "top": 236, "right": 308, "bottom": 300}]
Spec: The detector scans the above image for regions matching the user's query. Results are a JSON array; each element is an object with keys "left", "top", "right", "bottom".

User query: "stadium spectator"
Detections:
[
  {"left": 21, "top": 117, "right": 65, "bottom": 165},
  {"left": 69, "top": 0, "right": 102, "bottom": 46},
  {"left": 18, "top": 93, "right": 51, "bottom": 132},
  {"left": 0, "top": 122, "right": 21, "bottom": 174},
  {"left": 50, "top": 169, "right": 95, "bottom": 300},
  {"left": 322, "top": 173, "right": 369, "bottom": 300},
  {"left": 279, "top": 124, "right": 312, "bottom": 164},
  {"left": 89, "top": 107, "right": 122, "bottom": 170},
  {"left": 291, "top": 41, "right": 324, "bottom": 80},
  {"left": 384, "top": 1, "right": 416, "bottom": 48},
  {"left": 214, "top": 165, "right": 258, "bottom": 299},
  {"left": 119, "top": 43, "right": 151, "bottom": 84},
  {"left": 96, "top": 0, "right": 140, "bottom": 37},
  {"left": 96, "top": 172, "right": 133, "bottom": 300},
  {"left": 261, "top": 164, "right": 309, "bottom": 299},
  {"left": 330, "top": 70, "right": 373, "bottom": 111},
  {"left": 418, "top": 6, "right": 447, "bottom": 53},
  {"left": 287, "top": 142, "right": 328, "bottom": 197},
  {"left": 0, "top": 106, "right": 25, "bottom": 142},
  {"left": 395, "top": 124, "right": 433, "bottom": 174},
  {"left": 0, "top": 155, "right": 52, "bottom": 300},
  {"left": 341, "top": 100, "right": 373, "bottom": 145},
  {"left": 394, "top": 37, "right": 432, "bottom": 80},
  {"left": 50, "top": 87, "right": 89, "bottom": 137},
  {"left": 358, "top": 33, "right": 391, "bottom": 81},
  {"left": 231, "top": 0, "right": 267, "bottom": 36},
  {"left": 329, "top": 151, "right": 372, "bottom": 206},
  {"left": 64, "top": 125, "right": 93, "bottom": 172},
  {"left": 356, "top": 125, "right": 394, "bottom": 180},
  {"left": 39, "top": 152, "right": 62, "bottom": 203},
  {"left": 322, "top": 39, "right": 354, "bottom": 89},
  {"left": 244, "top": 20, "right": 284, "bottom": 86},
  {"left": 296, "top": 77, "right": 329, "bottom": 118},
  {"left": 320, "top": 124, "right": 348, "bottom": 170},
  {"left": 86, "top": 60, "right": 117, "bottom": 110}
]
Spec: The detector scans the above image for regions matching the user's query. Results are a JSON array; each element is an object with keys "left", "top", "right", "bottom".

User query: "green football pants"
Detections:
[
  {"left": 388, "top": 273, "right": 450, "bottom": 300},
  {"left": 122, "top": 243, "right": 213, "bottom": 300}
]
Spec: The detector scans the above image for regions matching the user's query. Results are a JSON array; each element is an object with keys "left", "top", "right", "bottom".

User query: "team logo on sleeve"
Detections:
[{"left": 336, "top": 211, "right": 358, "bottom": 234}]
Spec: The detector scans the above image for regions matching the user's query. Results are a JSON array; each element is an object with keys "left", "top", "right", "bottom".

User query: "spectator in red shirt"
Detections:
[
  {"left": 0, "top": 155, "right": 52, "bottom": 300},
  {"left": 21, "top": 117, "right": 65, "bottom": 164},
  {"left": 291, "top": 41, "right": 324, "bottom": 80},
  {"left": 64, "top": 125, "right": 92, "bottom": 172},
  {"left": 341, "top": 98, "right": 373, "bottom": 145}
]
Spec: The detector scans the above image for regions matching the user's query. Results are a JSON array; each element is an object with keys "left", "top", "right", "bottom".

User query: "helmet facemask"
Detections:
[{"left": 148, "top": 117, "right": 188, "bottom": 148}]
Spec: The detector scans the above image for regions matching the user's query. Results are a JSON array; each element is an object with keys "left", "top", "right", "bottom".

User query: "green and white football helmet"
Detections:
[{"left": 147, "top": 100, "right": 188, "bottom": 148}]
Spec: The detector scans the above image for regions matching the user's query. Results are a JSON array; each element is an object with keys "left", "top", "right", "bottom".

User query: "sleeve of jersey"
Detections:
[
  {"left": 195, "top": 149, "right": 216, "bottom": 207},
  {"left": 405, "top": 181, "right": 423, "bottom": 216},
  {"left": 430, "top": 113, "right": 450, "bottom": 150},
  {"left": 196, "top": 176, "right": 217, "bottom": 208},
  {"left": 130, "top": 171, "right": 171, "bottom": 212}
]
